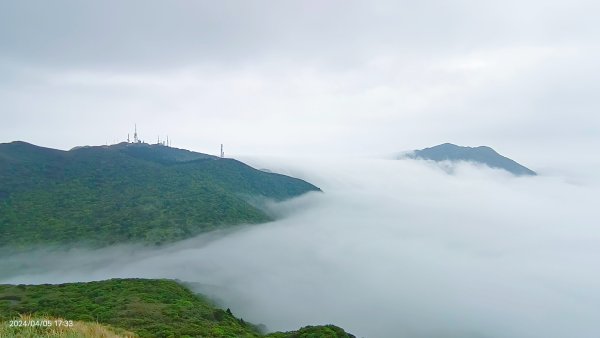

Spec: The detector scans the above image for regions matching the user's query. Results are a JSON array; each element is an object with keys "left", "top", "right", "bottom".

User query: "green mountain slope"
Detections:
[
  {"left": 0, "top": 141, "right": 320, "bottom": 247},
  {"left": 1, "top": 314, "right": 137, "bottom": 337},
  {"left": 404, "top": 143, "right": 537, "bottom": 176},
  {"left": 0, "top": 279, "right": 354, "bottom": 338},
  {"left": 265, "top": 325, "right": 355, "bottom": 338}
]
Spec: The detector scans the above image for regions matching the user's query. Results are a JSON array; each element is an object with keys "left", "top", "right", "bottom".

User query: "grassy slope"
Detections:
[
  {"left": 0, "top": 279, "right": 353, "bottom": 338},
  {"left": 0, "top": 279, "right": 261, "bottom": 338},
  {"left": 0, "top": 142, "right": 320, "bottom": 247},
  {"left": 0, "top": 314, "right": 136, "bottom": 337}
]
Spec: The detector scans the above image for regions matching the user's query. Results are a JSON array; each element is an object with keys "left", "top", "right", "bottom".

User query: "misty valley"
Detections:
[
  {"left": 0, "top": 141, "right": 352, "bottom": 337},
  {"left": 1, "top": 139, "right": 596, "bottom": 338}
]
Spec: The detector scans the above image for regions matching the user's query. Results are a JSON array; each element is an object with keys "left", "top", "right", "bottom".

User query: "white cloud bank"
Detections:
[{"left": 1, "top": 157, "right": 599, "bottom": 338}]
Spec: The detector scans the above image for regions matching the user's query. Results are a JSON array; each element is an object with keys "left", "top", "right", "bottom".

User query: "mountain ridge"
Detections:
[
  {"left": 0, "top": 141, "right": 320, "bottom": 248},
  {"left": 402, "top": 143, "right": 537, "bottom": 176}
]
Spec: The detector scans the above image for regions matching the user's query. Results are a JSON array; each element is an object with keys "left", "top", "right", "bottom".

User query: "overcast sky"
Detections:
[{"left": 1, "top": 0, "right": 599, "bottom": 163}]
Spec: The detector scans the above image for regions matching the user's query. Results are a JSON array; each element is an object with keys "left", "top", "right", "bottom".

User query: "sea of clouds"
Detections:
[{"left": 1, "top": 156, "right": 599, "bottom": 338}]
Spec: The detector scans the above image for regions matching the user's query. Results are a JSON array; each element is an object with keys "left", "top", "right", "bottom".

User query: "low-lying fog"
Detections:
[{"left": 2, "top": 157, "right": 599, "bottom": 338}]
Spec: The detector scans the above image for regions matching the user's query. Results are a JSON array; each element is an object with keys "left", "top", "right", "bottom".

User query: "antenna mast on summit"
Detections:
[{"left": 133, "top": 124, "right": 139, "bottom": 143}]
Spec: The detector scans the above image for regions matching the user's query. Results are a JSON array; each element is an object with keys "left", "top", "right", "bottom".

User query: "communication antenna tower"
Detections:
[{"left": 134, "top": 124, "right": 139, "bottom": 143}]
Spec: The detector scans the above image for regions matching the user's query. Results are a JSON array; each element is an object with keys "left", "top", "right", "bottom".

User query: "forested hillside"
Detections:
[
  {"left": 0, "top": 279, "right": 354, "bottom": 338},
  {"left": 0, "top": 141, "right": 320, "bottom": 247}
]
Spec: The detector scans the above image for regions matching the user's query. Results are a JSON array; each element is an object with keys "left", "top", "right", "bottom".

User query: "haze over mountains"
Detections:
[
  {"left": 0, "top": 140, "right": 363, "bottom": 337},
  {"left": 0, "top": 141, "right": 320, "bottom": 248},
  {"left": 402, "top": 143, "right": 537, "bottom": 176},
  {"left": 3, "top": 155, "right": 598, "bottom": 338}
]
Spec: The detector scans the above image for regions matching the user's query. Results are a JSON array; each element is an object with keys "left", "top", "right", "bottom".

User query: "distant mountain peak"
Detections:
[{"left": 403, "top": 143, "right": 537, "bottom": 176}]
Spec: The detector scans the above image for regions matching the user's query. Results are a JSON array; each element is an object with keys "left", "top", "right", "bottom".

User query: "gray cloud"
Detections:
[
  {"left": 1, "top": 1, "right": 598, "bottom": 70},
  {"left": 1, "top": 157, "right": 598, "bottom": 338}
]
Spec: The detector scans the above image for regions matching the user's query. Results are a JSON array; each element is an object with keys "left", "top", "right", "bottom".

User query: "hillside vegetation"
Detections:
[
  {"left": 0, "top": 314, "right": 136, "bottom": 337},
  {"left": 0, "top": 279, "right": 353, "bottom": 338},
  {"left": 0, "top": 141, "right": 320, "bottom": 247}
]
